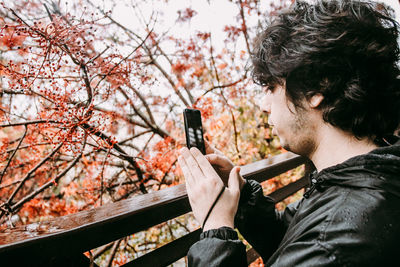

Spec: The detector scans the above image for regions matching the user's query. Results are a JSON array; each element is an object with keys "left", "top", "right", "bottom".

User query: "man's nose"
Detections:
[{"left": 260, "top": 92, "right": 271, "bottom": 114}]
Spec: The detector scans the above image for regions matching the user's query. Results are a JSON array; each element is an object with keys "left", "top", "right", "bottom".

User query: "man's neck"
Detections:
[{"left": 310, "top": 125, "right": 378, "bottom": 172}]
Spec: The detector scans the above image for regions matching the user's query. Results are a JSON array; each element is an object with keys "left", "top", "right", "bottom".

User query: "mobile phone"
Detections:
[{"left": 183, "top": 108, "right": 206, "bottom": 154}]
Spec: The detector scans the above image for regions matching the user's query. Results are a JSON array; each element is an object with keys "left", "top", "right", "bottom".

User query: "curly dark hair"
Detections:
[{"left": 252, "top": 0, "right": 400, "bottom": 140}]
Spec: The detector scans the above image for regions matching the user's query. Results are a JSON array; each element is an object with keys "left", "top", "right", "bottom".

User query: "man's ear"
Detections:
[{"left": 308, "top": 93, "right": 324, "bottom": 108}]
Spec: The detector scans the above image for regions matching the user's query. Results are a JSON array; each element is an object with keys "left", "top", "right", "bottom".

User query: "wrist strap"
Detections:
[{"left": 202, "top": 186, "right": 225, "bottom": 230}]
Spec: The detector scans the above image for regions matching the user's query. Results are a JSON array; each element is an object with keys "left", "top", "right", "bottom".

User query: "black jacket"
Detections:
[{"left": 187, "top": 141, "right": 400, "bottom": 266}]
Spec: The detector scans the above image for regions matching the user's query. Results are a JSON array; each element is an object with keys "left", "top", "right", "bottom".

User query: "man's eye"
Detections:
[{"left": 264, "top": 85, "right": 275, "bottom": 92}]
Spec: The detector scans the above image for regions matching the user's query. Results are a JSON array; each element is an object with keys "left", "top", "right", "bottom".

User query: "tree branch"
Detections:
[
  {"left": 157, "top": 159, "right": 177, "bottom": 190},
  {"left": 118, "top": 130, "right": 152, "bottom": 145},
  {"left": 0, "top": 126, "right": 27, "bottom": 184},
  {"left": 106, "top": 239, "right": 122, "bottom": 267},
  {"left": 208, "top": 34, "right": 240, "bottom": 155},
  {"left": 90, "top": 2, "right": 191, "bottom": 107},
  {"left": 0, "top": 141, "right": 64, "bottom": 219},
  {"left": 10, "top": 148, "right": 83, "bottom": 213},
  {"left": 99, "top": 146, "right": 111, "bottom": 206},
  {"left": 202, "top": 77, "right": 245, "bottom": 96},
  {"left": 238, "top": 0, "right": 252, "bottom": 55},
  {"left": 80, "top": 123, "right": 148, "bottom": 193},
  {"left": 0, "top": 120, "right": 61, "bottom": 128},
  {"left": 126, "top": 84, "right": 156, "bottom": 125},
  {"left": 117, "top": 86, "right": 170, "bottom": 139}
]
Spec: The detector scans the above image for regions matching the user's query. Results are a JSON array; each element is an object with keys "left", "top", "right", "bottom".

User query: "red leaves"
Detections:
[
  {"left": 0, "top": 26, "right": 26, "bottom": 49},
  {"left": 196, "top": 32, "right": 210, "bottom": 41},
  {"left": 20, "top": 196, "right": 73, "bottom": 220},
  {"left": 177, "top": 8, "right": 198, "bottom": 23},
  {"left": 171, "top": 61, "right": 191, "bottom": 74},
  {"left": 0, "top": 1, "right": 297, "bottom": 248},
  {"left": 193, "top": 97, "right": 214, "bottom": 120},
  {"left": 223, "top": 25, "right": 243, "bottom": 42}
]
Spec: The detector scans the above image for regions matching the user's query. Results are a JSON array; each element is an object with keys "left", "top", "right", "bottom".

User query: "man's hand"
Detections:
[
  {"left": 178, "top": 147, "right": 244, "bottom": 231},
  {"left": 204, "top": 141, "right": 235, "bottom": 186}
]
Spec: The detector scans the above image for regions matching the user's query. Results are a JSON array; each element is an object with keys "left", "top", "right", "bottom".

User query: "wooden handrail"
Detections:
[{"left": 0, "top": 152, "right": 308, "bottom": 266}]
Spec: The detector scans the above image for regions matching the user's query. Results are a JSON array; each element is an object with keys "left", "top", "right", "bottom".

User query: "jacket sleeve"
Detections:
[
  {"left": 234, "top": 179, "right": 301, "bottom": 261},
  {"left": 187, "top": 226, "right": 247, "bottom": 267},
  {"left": 186, "top": 179, "right": 302, "bottom": 266}
]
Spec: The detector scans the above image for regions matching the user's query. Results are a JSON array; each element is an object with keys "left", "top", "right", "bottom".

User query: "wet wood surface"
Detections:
[
  {"left": 0, "top": 152, "right": 306, "bottom": 265},
  {"left": 240, "top": 152, "right": 306, "bottom": 182},
  {"left": 124, "top": 229, "right": 201, "bottom": 267}
]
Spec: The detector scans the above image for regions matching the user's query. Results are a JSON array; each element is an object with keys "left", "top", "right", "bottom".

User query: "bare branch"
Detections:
[
  {"left": 91, "top": 106, "right": 149, "bottom": 129},
  {"left": 5, "top": 142, "right": 51, "bottom": 154},
  {"left": 0, "top": 140, "right": 65, "bottom": 220},
  {"left": 92, "top": 242, "right": 113, "bottom": 260},
  {"left": 202, "top": 77, "right": 245, "bottom": 96},
  {"left": 0, "top": 179, "right": 23, "bottom": 190},
  {"left": 118, "top": 130, "right": 152, "bottom": 145},
  {"left": 149, "top": 59, "right": 191, "bottom": 106},
  {"left": 0, "top": 120, "right": 61, "bottom": 128},
  {"left": 117, "top": 86, "right": 171, "bottom": 139},
  {"left": 208, "top": 34, "right": 240, "bottom": 155},
  {"left": 106, "top": 239, "right": 122, "bottom": 267},
  {"left": 80, "top": 123, "right": 148, "bottom": 194},
  {"left": 238, "top": 0, "right": 252, "bottom": 55},
  {"left": 89, "top": 2, "right": 191, "bottom": 107},
  {"left": 125, "top": 84, "right": 156, "bottom": 125},
  {"left": 10, "top": 148, "right": 83, "bottom": 213},
  {"left": 92, "top": 30, "right": 153, "bottom": 91},
  {"left": 0, "top": 89, "right": 25, "bottom": 95},
  {"left": 157, "top": 159, "right": 177, "bottom": 190},
  {"left": 153, "top": 41, "right": 195, "bottom": 104},
  {"left": 0, "top": 126, "right": 27, "bottom": 184},
  {"left": 99, "top": 146, "right": 111, "bottom": 206}
]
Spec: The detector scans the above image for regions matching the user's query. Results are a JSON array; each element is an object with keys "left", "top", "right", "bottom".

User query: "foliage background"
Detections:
[{"left": 0, "top": 0, "right": 325, "bottom": 266}]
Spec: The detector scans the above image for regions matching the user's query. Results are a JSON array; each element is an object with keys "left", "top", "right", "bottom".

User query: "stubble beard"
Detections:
[{"left": 282, "top": 109, "right": 317, "bottom": 159}]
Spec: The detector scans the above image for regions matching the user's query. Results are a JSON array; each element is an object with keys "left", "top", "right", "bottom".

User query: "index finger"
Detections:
[
  {"left": 178, "top": 155, "right": 196, "bottom": 188},
  {"left": 181, "top": 147, "right": 206, "bottom": 182}
]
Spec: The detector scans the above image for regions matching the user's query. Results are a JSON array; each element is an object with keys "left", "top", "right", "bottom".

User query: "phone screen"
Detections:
[{"left": 184, "top": 108, "right": 206, "bottom": 154}]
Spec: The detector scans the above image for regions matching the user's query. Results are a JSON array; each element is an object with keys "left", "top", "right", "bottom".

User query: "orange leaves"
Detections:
[
  {"left": 217, "top": 63, "right": 228, "bottom": 70},
  {"left": 0, "top": 24, "right": 27, "bottom": 49},
  {"left": 82, "top": 154, "right": 90, "bottom": 167},
  {"left": 191, "top": 63, "right": 206, "bottom": 78},
  {"left": 171, "top": 61, "right": 191, "bottom": 74},
  {"left": 0, "top": 0, "right": 298, "bottom": 252},
  {"left": 113, "top": 253, "right": 128, "bottom": 266},
  {"left": 193, "top": 97, "right": 214, "bottom": 120},
  {"left": 20, "top": 196, "right": 73, "bottom": 221}
]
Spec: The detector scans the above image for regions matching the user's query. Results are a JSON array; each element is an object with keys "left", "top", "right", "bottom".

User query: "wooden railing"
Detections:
[{"left": 0, "top": 152, "right": 310, "bottom": 266}]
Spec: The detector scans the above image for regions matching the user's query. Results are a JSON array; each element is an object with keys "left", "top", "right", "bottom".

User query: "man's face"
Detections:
[{"left": 260, "top": 83, "right": 318, "bottom": 157}]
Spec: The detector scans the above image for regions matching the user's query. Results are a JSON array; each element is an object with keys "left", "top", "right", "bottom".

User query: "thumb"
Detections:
[
  {"left": 228, "top": 166, "right": 241, "bottom": 191},
  {"left": 204, "top": 140, "right": 215, "bottom": 154},
  {"left": 205, "top": 154, "right": 221, "bottom": 164}
]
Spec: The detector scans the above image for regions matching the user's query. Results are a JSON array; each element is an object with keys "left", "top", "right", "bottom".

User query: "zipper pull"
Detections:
[{"left": 303, "top": 177, "right": 325, "bottom": 199}]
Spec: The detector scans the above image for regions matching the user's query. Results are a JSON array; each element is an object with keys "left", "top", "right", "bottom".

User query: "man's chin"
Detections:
[
  {"left": 276, "top": 137, "right": 290, "bottom": 152},
  {"left": 281, "top": 142, "right": 292, "bottom": 152}
]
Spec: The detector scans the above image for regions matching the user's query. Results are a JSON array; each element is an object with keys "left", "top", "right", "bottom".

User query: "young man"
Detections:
[{"left": 178, "top": 0, "right": 400, "bottom": 266}]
